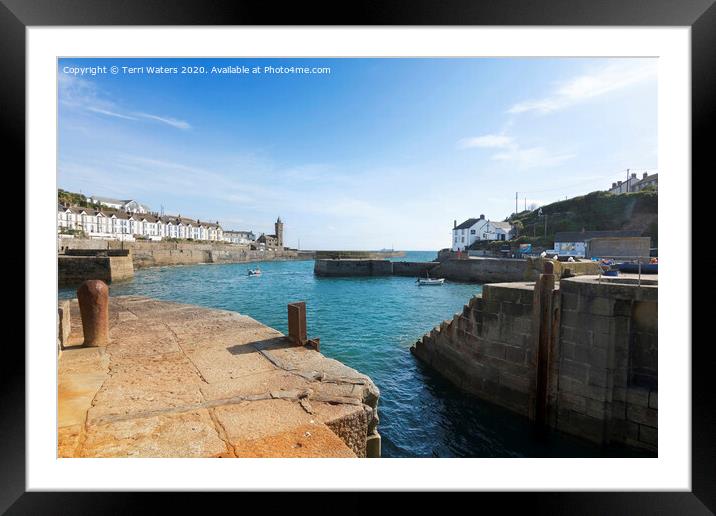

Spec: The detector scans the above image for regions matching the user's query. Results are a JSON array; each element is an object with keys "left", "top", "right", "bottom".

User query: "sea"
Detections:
[{"left": 59, "top": 251, "right": 650, "bottom": 457}]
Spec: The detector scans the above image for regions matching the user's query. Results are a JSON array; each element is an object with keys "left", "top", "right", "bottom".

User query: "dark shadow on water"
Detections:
[{"left": 380, "top": 359, "right": 656, "bottom": 458}]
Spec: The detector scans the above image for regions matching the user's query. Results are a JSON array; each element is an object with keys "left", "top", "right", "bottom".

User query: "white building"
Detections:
[
  {"left": 57, "top": 204, "right": 224, "bottom": 242},
  {"left": 451, "top": 215, "right": 513, "bottom": 251},
  {"left": 608, "top": 172, "right": 658, "bottom": 194},
  {"left": 223, "top": 230, "right": 256, "bottom": 245}
]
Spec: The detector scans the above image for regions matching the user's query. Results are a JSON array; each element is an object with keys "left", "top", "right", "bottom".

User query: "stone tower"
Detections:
[{"left": 275, "top": 217, "right": 284, "bottom": 249}]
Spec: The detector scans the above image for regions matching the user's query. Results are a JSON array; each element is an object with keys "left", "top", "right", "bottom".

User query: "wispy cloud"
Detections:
[
  {"left": 457, "top": 134, "right": 513, "bottom": 149},
  {"left": 507, "top": 60, "right": 657, "bottom": 115},
  {"left": 491, "top": 146, "right": 575, "bottom": 169},
  {"left": 458, "top": 133, "right": 574, "bottom": 169},
  {"left": 59, "top": 73, "right": 191, "bottom": 130},
  {"left": 134, "top": 113, "right": 191, "bottom": 130}
]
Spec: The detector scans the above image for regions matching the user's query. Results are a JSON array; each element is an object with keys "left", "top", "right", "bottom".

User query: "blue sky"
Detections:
[{"left": 58, "top": 58, "right": 657, "bottom": 250}]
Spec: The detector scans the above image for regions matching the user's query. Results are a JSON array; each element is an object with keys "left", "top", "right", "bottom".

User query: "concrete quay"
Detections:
[{"left": 58, "top": 296, "right": 380, "bottom": 458}]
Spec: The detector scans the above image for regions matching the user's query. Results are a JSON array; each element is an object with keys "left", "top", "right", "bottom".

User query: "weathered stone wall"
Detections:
[
  {"left": 430, "top": 257, "right": 602, "bottom": 283},
  {"left": 59, "top": 238, "right": 304, "bottom": 269},
  {"left": 411, "top": 283, "right": 537, "bottom": 417},
  {"left": 314, "top": 259, "right": 393, "bottom": 277},
  {"left": 553, "top": 276, "right": 657, "bottom": 451},
  {"left": 586, "top": 237, "right": 651, "bottom": 259},
  {"left": 314, "top": 250, "right": 405, "bottom": 259},
  {"left": 392, "top": 261, "right": 440, "bottom": 277},
  {"left": 411, "top": 276, "right": 658, "bottom": 452},
  {"left": 58, "top": 255, "right": 134, "bottom": 286}
]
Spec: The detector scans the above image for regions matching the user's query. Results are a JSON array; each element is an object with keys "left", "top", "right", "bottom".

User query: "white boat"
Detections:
[
  {"left": 416, "top": 278, "right": 444, "bottom": 286},
  {"left": 247, "top": 268, "right": 261, "bottom": 276}
]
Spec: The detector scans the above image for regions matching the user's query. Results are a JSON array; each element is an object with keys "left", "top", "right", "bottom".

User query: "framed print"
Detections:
[{"left": 5, "top": 0, "right": 712, "bottom": 511}]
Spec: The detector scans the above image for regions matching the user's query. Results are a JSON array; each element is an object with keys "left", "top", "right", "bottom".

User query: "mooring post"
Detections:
[
  {"left": 533, "top": 260, "right": 555, "bottom": 428},
  {"left": 77, "top": 279, "right": 110, "bottom": 347},
  {"left": 287, "top": 301, "right": 307, "bottom": 346}
]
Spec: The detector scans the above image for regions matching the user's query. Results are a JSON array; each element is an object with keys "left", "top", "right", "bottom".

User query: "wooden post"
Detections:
[{"left": 533, "top": 261, "right": 555, "bottom": 427}]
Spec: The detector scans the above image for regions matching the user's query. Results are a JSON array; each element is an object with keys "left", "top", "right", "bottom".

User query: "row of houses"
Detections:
[{"left": 58, "top": 204, "right": 225, "bottom": 242}]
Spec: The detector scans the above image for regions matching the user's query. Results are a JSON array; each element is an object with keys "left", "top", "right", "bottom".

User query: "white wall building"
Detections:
[
  {"left": 223, "top": 230, "right": 256, "bottom": 244},
  {"left": 608, "top": 172, "right": 658, "bottom": 194},
  {"left": 451, "top": 215, "right": 513, "bottom": 251},
  {"left": 57, "top": 204, "right": 224, "bottom": 242}
]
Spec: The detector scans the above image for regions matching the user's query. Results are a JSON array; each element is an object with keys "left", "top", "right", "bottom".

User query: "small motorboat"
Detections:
[
  {"left": 247, "top": 268, "right": 262, "bottom": 276},
  {"left": 416, "top": 278, "right": 445, "bottom": 286}
]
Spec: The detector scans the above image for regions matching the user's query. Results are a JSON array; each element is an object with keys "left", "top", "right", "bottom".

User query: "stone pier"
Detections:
[
  {"left": 58, "top": 296, "right": 380, "bottom": 458},
  {"left": 411, "top": 274, "right": 657, "bottom": 452}
]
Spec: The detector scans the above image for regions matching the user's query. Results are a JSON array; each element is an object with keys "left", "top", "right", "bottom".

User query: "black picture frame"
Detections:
[{"left": 5, "top": 0, "right": 710, "bottom": 512}]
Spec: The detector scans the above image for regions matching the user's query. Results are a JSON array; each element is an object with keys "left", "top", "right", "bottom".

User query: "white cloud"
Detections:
[
  {"left": 492, "top": 146, "right": 575, "bottom": 169},
  {"left": 135, "top": 113, "right": 191, "bottom": 130},
  {"left": 457, "top": 134, "right": 513, "bottom": 149},
  {"left": 507, "top": 60, "right": 657, "bottom": 115},
  {"left": 59, "top": 73, "right": 191, "bottom": 130}
]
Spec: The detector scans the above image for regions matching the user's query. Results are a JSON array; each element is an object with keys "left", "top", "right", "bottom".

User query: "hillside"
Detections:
[
  {"left": 58, "top": 189, "right": 93, "bottom": 208},
  {"left": 508, "top": 190, "right": 657, "bottom": 246},
  {"left": 486, "top": 190, "right": 657, "bottom": 248}
]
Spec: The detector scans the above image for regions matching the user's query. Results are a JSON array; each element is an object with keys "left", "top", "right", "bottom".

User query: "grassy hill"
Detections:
[
  {"left": 467, "top": 190, "right": 657, "bottom": 251},
  {"left": 507, "top": 190, "right": 657, "bottom": 247},
  {"left": 58, "top": 189, "right": 93, "bottom": 208}
]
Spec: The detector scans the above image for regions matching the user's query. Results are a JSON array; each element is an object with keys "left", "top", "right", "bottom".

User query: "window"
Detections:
[{"left": 470, "top": 229, "right": 476, "bottom": 234}]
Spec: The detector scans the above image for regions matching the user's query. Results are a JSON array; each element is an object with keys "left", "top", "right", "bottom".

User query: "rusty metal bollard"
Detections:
[
  {"left": 77, "top": 280, "right": 110, "bottom": 347},
  {"left": 287, "top": 301, "right": 307, "bottom": 346}
]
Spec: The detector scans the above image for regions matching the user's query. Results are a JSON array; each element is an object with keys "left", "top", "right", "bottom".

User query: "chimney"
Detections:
[
  {"left": 617, "top": 181, "right": 622, "bottom": 186},
  {"left": 453, "top": 220, "right": 457, "bottom": 229},
  {"left": 480, "top": 214, "right": 485, "bottom": 219},
  {"left": 612, "top": 182, "right": 616, "bottom": 188},
  {"left": 631, "top": 172, "right": 637, "bottom": 179},
  {"left": 643, "top": 172, "right": 648, "bottom": 179}
]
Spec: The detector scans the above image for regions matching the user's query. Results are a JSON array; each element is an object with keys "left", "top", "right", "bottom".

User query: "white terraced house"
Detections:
[
  {"left": 451, "top": 214, "right": 513, "bottom": 251},
  {"left": 57, "top": 204, "right": 224, "bottom": 242}
]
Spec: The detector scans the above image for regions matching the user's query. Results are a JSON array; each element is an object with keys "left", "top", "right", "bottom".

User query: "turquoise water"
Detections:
[{"left": 59, "top": 251, "right": 649, "bottom": 457}]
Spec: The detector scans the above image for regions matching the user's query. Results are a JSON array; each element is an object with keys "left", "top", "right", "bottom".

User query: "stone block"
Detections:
[
  {"left": 626, "top": 387, "right": 650, "bottom": 407},
  {"left": 560, "top": 359, "right": 590, "bottom": 383},
  {"left": 558, "top": 391, "right": 586, "bottom": 414},
  {"left": 626, "top": 403, "right": 657, "bottom": 427},
  {"left": 58, "top": 300, "right": 71, "bottom": 347},
  {"left": 583, "top": 296, "right": 615, "bottom": 317},
  {"left": 649, "top": 391, "right": 658, "bottom": 409},
  {"left": 561, "top": 292, "right": 579, "bottom": 311},
  {"left": 483, "top": 341, "right": 507, "bottom": 360},
  {"left": 366, "top": 432, "right": 381, "bottom": 458},
  {"left": 638, "top": 425, "right": 658, "bottom": 446},
  {"left": 505, "top": 345, "right": 526, "bottom": 364},
  {"left": 499, "top": 371, "right": 531, "bottom": 393}
]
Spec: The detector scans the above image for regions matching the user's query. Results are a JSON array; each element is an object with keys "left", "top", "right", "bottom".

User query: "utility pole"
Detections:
[
  {"left": 625, "top": 168, "right": 630, "bottom": 193},
  {"left": 524, "top": 197, "right": 527, "bottom": 211},
  {"left": 515, "top": 192, "right": 518, "bottom": 215}
]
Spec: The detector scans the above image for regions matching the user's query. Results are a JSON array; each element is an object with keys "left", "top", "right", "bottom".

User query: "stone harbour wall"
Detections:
[
  {"left": 411, "top": 283, "right": 537, "bottom": 417},
  {"left": 553, "top": 276, "right": 657, "bottom": 451},
  {"left": 59, "top": 237, "right": 305, "bottom": 269},
  {"left": 315, "top": 256, "right": 601, "bottom": 283},
  {"left": 58, "top": 254, "right": 134, "bottom": 286},
  {"left": 314, "top": 259, "right": 393, "bottom": 277},
  {"left": 411, "top": 275, "right": 658, "bottom": 452}
]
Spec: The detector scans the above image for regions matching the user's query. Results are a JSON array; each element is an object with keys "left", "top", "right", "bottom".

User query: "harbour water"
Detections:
[{"left": 59, "top": 251, "right": 648, "bottom": 457}]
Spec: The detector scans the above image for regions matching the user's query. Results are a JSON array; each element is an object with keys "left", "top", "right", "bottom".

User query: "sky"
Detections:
[{"left": 58, "top": 57, "right": 657, "bottom": 250}]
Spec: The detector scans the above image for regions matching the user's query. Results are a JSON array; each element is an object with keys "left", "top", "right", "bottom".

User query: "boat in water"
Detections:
[
  {"left": 247, "top": 268, "right": 262, "bottom": 276},
  {"left": 416, "top": 277, "right": 445, "bottom": 286}
]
